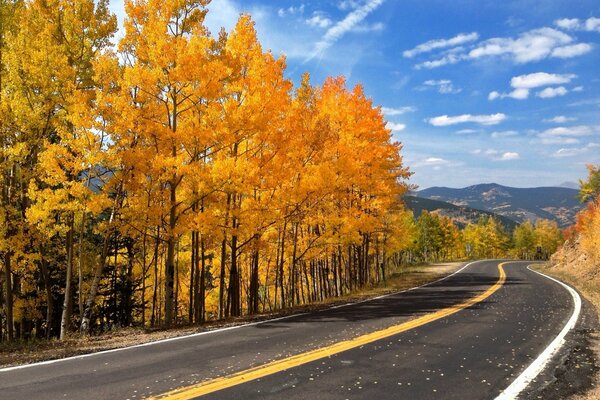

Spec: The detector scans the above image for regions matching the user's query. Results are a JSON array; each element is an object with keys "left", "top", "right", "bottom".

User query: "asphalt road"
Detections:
[{"left": 0, "top": 260, "right": 578, "bottom": 400}]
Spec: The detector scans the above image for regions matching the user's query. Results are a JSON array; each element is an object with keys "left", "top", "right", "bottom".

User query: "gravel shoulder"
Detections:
[{"left": 523, "top": 264, "right": 600, "bottom": 400}]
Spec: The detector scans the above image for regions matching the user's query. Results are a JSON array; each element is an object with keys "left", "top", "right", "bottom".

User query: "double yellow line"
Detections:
[{"left": 153, "top": 262, "right": 507, "bottom": 399}]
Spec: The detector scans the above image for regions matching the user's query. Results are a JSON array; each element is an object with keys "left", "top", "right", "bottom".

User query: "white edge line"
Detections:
[
  {"left": 0, "top": 260, "right": 482, "bottom": 373},
  {"left": 495, "top": 265, "right": 582, "bottom": 400}
]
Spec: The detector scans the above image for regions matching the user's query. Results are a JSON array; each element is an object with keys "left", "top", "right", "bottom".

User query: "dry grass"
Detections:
[
  {"left": 0, "top": 262, "right": 462, "bottom": 369},
  {"left": 537, "top": 240, "right": 600, "bottom": 400}
]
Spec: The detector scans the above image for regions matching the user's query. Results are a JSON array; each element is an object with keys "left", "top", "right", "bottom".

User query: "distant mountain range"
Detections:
[
  {"left": 409, "top": 183, "right": 583, "bottom": 228},
  {"left": 403, "top": 195, "right": 519, "bottom": 231}
]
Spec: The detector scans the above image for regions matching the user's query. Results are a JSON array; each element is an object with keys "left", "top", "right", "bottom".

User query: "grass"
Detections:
[{"left": 0, "top": 262, "right": 463, "bottom": 369}]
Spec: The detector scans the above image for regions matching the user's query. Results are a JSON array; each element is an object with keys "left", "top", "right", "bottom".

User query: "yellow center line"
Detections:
[{"left": 152, "top": 262, "right": 507, "bottom": 400}]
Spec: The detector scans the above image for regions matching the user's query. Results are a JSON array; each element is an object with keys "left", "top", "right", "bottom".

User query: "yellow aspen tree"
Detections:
[{"left": 116, "top": 0, "right": 222, "bottom": 327}]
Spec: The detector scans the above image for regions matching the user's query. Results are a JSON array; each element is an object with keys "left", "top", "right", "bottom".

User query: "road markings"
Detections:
[
  {"left": 0, "top": 261, "right": 473, "bottom": 373},
  {"left": 152, "top": 262, "right": 507, "bottom": 400},
  {"left": 495, "top": 265, "right": 581, "bottom": 400}
]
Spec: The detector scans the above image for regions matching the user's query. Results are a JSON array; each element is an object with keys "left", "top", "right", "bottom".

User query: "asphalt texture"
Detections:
[{"left": 0, "top": 260, "right": 582, "bottom": 400}]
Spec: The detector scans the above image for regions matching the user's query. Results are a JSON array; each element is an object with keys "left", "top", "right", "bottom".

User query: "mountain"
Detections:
[
  {"left": 558, "top": 181, "right": 580, "bottom": 190},
  {"left": 415, "top": 183, "right": 583, "bottom": 228},
  {"left": 403, "top": 195, "right": 519, "bottom": 231}
]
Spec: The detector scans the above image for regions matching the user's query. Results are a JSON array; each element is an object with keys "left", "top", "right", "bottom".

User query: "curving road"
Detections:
[{"left": 0, "top": 260, "right": 579, "bottom": 399}]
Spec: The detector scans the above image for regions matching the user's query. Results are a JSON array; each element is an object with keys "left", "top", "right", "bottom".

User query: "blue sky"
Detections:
[{"left": 108, "top": 0, "right": 600, "bottom": 189}]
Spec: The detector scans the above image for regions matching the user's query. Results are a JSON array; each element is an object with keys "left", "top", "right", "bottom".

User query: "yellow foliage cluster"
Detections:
[{"left": 0, "top": 0, "right": 412, "bottom": 338}]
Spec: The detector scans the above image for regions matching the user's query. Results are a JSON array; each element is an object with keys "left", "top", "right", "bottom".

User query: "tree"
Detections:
[{"left": 578, "top": 164, "right": 600, "bottom": 203}]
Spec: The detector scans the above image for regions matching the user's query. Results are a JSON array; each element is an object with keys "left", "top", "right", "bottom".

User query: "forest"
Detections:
[{"left": 0, "top": 0, "right": 564, "bottom": 343}]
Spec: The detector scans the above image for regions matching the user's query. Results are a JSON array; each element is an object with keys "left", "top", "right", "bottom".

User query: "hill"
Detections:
[
  {"left": 415, "top": 183, "right": 582, "bottom": 228},
  {"left": 403, "top": 195, "right": 518, "bottom": 231}
]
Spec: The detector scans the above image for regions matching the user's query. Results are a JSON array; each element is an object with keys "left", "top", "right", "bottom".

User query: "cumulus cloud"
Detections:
[
  {"left": 536, "top": 86, "right": 568, "bottom": 98},
  {"left": 554, "top": 17, "right": 600, "bottom": 33},
  {"left": 500, "top": 152, "right": 520, "bottom": 161},
  {"left": 403, "top": 32, "right": 479, "bottom": 58},
  {"left": 422, "top": 79, "right": 462, "bottom": 94},
  {"left": 311, "top": 0, "right": 384, "bottom": 58},
  {"left": 386, "top": 122, "right": 406, "bottom": 131},
  {"left": 511, "top": 72, "right": 576, "bottom": 89},
  {"left": 381, "top": 106, "right": 416, "bottom": 116},
  {"left": 551, "top": 43, "right": 593, "bottom": 58},
  {"left": 543, "top": 116, "right": 577, "bottom": 123},
  {"left": 428, "top": 113, "right": 506, "bottom": 126},
  {"left": 489, "top": 72, "right": 576, "bottom": 101},
  {"left": 306, "top": 14, "right": 332, "bottom": 28}
]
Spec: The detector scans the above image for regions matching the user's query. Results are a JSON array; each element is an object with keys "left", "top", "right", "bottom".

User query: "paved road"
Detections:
[{"left": 0, "top": 260, "right": 577, "bottom": 399}]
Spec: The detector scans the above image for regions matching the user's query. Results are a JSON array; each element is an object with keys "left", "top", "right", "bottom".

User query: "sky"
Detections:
[{"left": 107, "top": 0, "right": 600, "bottom": 189}]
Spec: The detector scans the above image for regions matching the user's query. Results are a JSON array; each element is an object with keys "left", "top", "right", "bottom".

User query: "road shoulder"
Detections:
[{"left": 523, "top": 265, "right": 600, "bottom": 400}]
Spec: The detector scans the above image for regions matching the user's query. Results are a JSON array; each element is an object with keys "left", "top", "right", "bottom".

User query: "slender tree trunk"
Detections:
[
  {"left": 3, "top": 251, "right": 13, "bottom": 341},
  {"left": 164, "top": 175, "right": 177, "bottom": 327},
  {"left": 60, "top": 217, "right": 75, "bottom": 340},
  {"left": 79, "top": 229, "right": 113, "bottom": 334},
  {"left": 218, "top": 192, "right": 231, "bottom": 319},
  {"left": 39, "top": 251, "right": 53, "bottom": 339},
  {"left": 151, "top": 226, "right": 160, "bottom": 327}
]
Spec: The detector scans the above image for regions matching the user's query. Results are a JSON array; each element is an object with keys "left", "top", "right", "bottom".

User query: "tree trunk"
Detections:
[
  {"left": 3, "top": 251, "right": 13, "bottom": 341},
  {"left": 80, "top": 229, "right": 113, "bottom": 334},
  {"left": 60, "top": 218, "right": 75, "bottom": 340}
]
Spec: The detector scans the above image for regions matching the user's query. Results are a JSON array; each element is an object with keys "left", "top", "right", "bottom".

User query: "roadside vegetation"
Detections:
[
  {"left": 541, "top": 164, "right": 600, "bottom": 400},
  {"left": 0, "top": 0, "right": 565, "bottom": 349}
]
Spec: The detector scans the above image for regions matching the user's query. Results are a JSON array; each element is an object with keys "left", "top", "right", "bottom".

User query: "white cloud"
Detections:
[
  {"left": 572, "top": 86, "right": 584, "bottom": 92},
  {"left": 403, "top": 32, "right": 479, "bottom": 58},
  {"left": 415, "top": 53, "right": 463, "bottom": 69},
  {"left": 551, "top": 43, "right": 593, "bottom": 58},
  {"left": 311, "top": 0, "right": 384, "bottom": 59},
  {"left": 468, "top": 28, "right": 573, "bottom": 63},
  {"left": 500, "top": 152, "right": 520, "bottom": 161},
  {"left": 381, "top": 106, "right": 416, "bottom": 116},
  {"left": 386, "top": 122, "right": 406, "bottom": 131},
  {"left": 543, "top": 116, "right": 577, "bottom": 123},
  {"left": 415, "top": 157, "right": 453, "bottom": 168},
  {"left": 306, "top": 14, "right": 332, "bottom": 28},
  {"left": 278, "top": 5, "right": 305, "bottom": 18},
  {"left": 413, "top": 27, "right": 590, "bottom": 69},
  {"left": 338, "top": 0, "right": 361, "bottom": 11},
  {"left": 540, "top": 125, "right": 598, "bottom": 137},
  {"left": 555, "top": 18, "right": 581, "bottom": 30},
  {"left": 536, "top": 86, "right": 568, "bottom": 98},
  {"left": 490, "top": 72, "right": 576, "bottom": 101},
  {"left": 428, "top": 113, "right": 506, "bottom": 126},
  {"left": 554, "top": 17, "right": 600, "bottom": 33},
  {"left": 488, "top": 91, "right": 500, "bottom": 101},
  {"left": 541, "top": 137, "right": 581, "bottom": 145},
  {"left": 456, "top": 129, "right": 479, "bottom": 134},
  {"left": 423, "top": 79, "right": 462, "bottom": 94},
  {"left": 510, "top": 72, "right": 576, "bottom": 89},
  {"left": 552, "top": 144, "right": 599, "bottom": 158},
  {"left": 491, "top": 130, "right": 519, "bottom": 138},
  {"left": 538, "top": 125, "right": 600, "bottom": 144}
]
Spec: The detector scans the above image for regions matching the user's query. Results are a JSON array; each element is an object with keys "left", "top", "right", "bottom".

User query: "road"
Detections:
[{"left": 0, "top": 260, "right": 578, "bottom": 400}]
